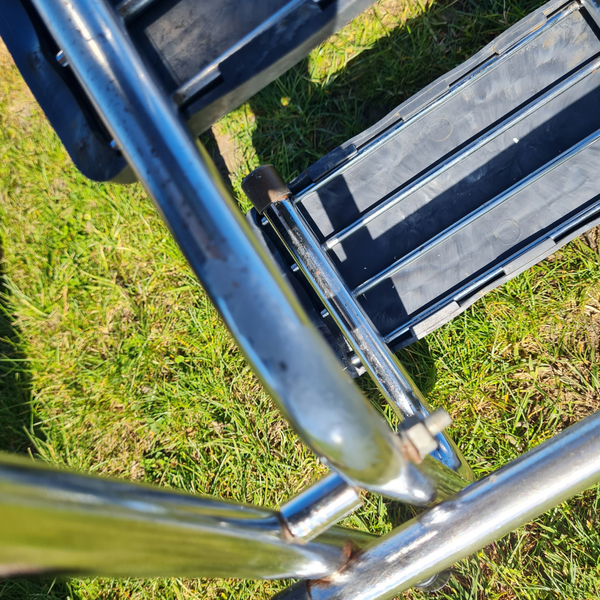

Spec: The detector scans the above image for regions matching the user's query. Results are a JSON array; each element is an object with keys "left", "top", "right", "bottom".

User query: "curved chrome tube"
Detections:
[
  {"left": 280, "top": 473, "right": 363, "bottom": 542},
  {"left": 301, "top": 410, "right": 600, "bottom": 600},
  {"left": 264, "top": 198, "right": 473, "bottom": 488},
  {"left": 0, "top": 453, "right": 377, "bottom": 579},
  {"left": 29, "top": 0, "right": 435, "bottom": 503}
]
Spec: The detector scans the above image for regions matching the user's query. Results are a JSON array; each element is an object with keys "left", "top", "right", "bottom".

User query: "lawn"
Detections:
[{"left": 1, "top": 0, "right": 600, "bottom": 598}]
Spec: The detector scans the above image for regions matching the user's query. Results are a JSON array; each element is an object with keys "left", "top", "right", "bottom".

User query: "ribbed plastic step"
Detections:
[{"left": 255, "top": 0, "right": 600, "bottom": 353}]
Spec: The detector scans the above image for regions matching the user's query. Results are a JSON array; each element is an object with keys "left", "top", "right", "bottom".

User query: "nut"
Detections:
[{"left": 399, "top": 409, "right": 453, "bottom": 461}]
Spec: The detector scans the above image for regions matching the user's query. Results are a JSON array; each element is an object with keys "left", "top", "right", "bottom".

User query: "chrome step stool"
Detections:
[{"left": 3, "top": 0, "right": 600, "bottom": 596}]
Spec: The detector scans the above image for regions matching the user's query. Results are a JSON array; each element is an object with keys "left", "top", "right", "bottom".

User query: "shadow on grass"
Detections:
[
  {"left": 0, "top": 246, "right": 33, "bottom": 455},
  {"left": 0, "top": 242, "right": 73, "bottom": 599}
]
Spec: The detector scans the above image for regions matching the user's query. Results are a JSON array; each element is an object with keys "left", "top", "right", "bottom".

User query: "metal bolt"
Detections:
[
  {"left": 109, "top": 139, "right": 119, "bottom": 151},
  {"left": 424, "top": 408, "right": 452, "bottom": 438},
  {"left": 261, "top": 216, "right": 268, "bottom": 227},
  {"left": 291, "top": 263, "right": 300, "bottom": 273},
  {"left": 400, "top": 409, "right": 453, "bottom": 461},
  {"left": 320, "top": 309, "right": 329, "bottom": 319},
  {"left": 56, "top": 50, "right": 69, "bottom": 67}
]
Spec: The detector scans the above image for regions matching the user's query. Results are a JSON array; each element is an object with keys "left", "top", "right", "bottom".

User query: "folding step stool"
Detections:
[{"left": 2, "top": 0, "right": 600, "bottom": 592}]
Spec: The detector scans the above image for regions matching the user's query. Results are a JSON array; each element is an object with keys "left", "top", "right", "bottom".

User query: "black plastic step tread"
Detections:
[
  {"left": 296, "top": 4, "right": 597, "bottom": 242},
  {"left": 260, "top": 0, "right": 600, "bottom": 354},
  {"left": 332, "top": 58, "right": 600, "bottom": 291},
  {"left": 362, "top": 131, "right": 600, "bottom": 339}
]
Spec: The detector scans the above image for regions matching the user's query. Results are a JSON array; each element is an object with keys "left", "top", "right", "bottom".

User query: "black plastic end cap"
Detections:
[{"left": 242, "top": 165, "right": 291, "bottom": 213}]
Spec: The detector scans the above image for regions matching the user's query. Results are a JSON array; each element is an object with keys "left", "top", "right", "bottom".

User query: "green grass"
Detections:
[{"left": 1, "top": 0, "right": 600, "bottom": 598}]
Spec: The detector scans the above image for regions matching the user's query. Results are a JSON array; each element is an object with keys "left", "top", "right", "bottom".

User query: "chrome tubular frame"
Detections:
[
  {"left": 115, "top": 0, "right": 159, "bottom": 21},
  {"left": 263, "top": 197, "right": 472, "bottom": 491},
  {"left": 0, "top": 453, "right": 375, "bottom": 580},
  {"left": 29, "top": 0, "right": 431, "bottom": 505},
  {"left": 0, "top": 0, "right": 597, "bottom": 597}
]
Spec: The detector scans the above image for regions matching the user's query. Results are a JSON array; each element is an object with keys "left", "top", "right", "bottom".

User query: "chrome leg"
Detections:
[
  {"left": 241, "top": 167, "right": 472, "bottom": 490},
  {"left": 263, "top": 198, "right": 472, "bottom": 494},
  {"left": 0, "top": 453, "right": 374, "bottom": 579},
  {"left": 29, "top": 0, "right": 437, "bottom": 504}
]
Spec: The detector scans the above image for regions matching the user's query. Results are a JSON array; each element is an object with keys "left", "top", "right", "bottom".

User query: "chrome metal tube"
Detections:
[
  {"left": 353, "top": 127, "right": 600, "bottom": 297},
  {"left": 116, "top": 0, "right": 158, "bottom": 21},
  {"left": 0, "top": 453, "right": 372, "bottom": 579},
  {"left": 31, "top": 0, "right": 427, "bottom": 502},
  {"left": 280, "top": 473, "right": 362, "bottom": 542},
  {"left": 323, "top": 57, "right": 600, "bottom": 251},
  {"left": 264, "top": 199, "right": 473, "bottom": 490},
  {"left": 582, "top": 0, "right": 600, "bottom": 29},
  {"left": 306, "top": 411, "right": 600, "bottom": 600}
]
